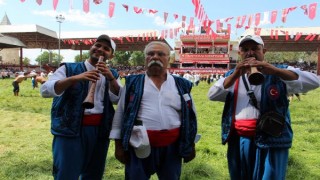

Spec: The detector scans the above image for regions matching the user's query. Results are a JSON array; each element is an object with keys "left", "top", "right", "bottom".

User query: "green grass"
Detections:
[{"left": 0, "top": 77, "right": 319, "bottom": 179}]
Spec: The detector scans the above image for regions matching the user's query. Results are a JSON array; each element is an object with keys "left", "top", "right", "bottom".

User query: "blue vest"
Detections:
[
  {"left": 50, "top": 62, "right": 119, "bottom": 137},
  {"left": 120, "top": 74, "right": 197, "bottom": 157},
  {"left": 222, "top": 64, "right": 293, "bottom": 148}
]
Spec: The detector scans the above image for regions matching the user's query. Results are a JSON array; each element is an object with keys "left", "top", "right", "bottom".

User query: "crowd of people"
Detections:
[{"left": 2, "top": 33, "right": 320, "bottom": 179}]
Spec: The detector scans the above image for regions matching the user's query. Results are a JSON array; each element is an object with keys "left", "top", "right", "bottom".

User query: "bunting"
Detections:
[
  {"left": 53, "top": 0, "right": 58, "bottom": 10},
  {"left": 93, "top": 0, "right": 102, "bottom": 5},
  {"left": 164, "top": 12, "right": 168, "bottom": 23},
  {"left": 149, "top": 9, "right": 158, "bottom": 14},
  {"left": 36, "top": 0, "right": 42, "bottom": 5},
  {"left": 109, "top": 2, "right": 115, "bottom": 18},
  {"left": 255, "top": 13, "right": 261, "bottom": 26},
  {"left": 271, "top": 10, "right": 277, "bottom": 24},
  {"left": 83, "top": 0, "right": 89, "bottom": 13},
  {"left": 309, "top": 3, "right": 317, "bottom": 20},
  {"left": 134, "top": 7, "right": 143, "bottom": 14},
  {"left": 122, "top": 4, "right": 129, "bottom": 12}
]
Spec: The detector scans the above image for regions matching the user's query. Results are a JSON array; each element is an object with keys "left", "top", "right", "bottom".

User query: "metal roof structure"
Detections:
[
  {"left": 0, "top": 33, "right": 26, "bottom": 48},
  {"left": 241, "top": 27, "right": 320, "bottom": 52},
  {"left": 0, "top": 24, "right": 171, "bottom": 51}
]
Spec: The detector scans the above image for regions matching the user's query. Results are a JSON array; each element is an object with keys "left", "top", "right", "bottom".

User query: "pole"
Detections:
[{"left": 56, "top": 14, "right": 65, "bottom": 63}]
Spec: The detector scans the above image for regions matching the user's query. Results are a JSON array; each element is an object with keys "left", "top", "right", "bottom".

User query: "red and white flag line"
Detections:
[{"left": 20, "top": 0, "right": 319, "bottom": 44}]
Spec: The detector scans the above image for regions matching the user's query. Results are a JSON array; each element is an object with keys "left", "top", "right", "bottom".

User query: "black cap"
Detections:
[{"left": 96, "top": 34, "right": 116, "bottom": 53}]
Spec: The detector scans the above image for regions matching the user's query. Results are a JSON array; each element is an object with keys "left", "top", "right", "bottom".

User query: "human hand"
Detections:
[
  {"left": 96, "top": 61, "right": 114, "bottom": 81},
  {"left": 115, "top": 140, "right": 129, "bottom": 164},
  {"left": 74, "top": 70, "right": 100, "bottom": 82}
]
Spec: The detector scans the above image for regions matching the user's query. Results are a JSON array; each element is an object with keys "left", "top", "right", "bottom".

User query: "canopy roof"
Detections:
[
  {"left": 241, "top": 27, "right": 320, "bottom": 52},
  {"left": 0, "top": 33, "right": 26, "bottom": 48},
  {"left": 0, "top": 24, "right": 172, "bottom": 51}
]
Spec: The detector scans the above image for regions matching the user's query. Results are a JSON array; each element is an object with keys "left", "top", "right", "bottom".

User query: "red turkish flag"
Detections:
[
  {"left": 300, "top": 5, "right": 308, "bottom": 15},
  {"left": 294, "top": 32, "right": 302, "bottom": 41},
  {"left": 254, "top": 28, "right": 261, "bottom": 35},
  {"left": 216, "top": 19, "right": 222, "bottom": 32},
  {"left": 236, "top": 16, "right": 241, "bottom": 28},
  {"left": 309, "top": 34, "right": 317, "bottom": 41},
  {"left": 36, "top": 0, "right": 42, "bottom": 5},
  {"left": 109, "top": 2, "right": 115, "bottom": 18},
  {"left": 227, "top": 24, "right": 231, "bottom": 35},
  {"left": 189, "top": 17, "right": 194, "bottom": 27},
  {"left": 20, "top": 0, "right": 25, "bottom": 2},
  {"left": 93, "top": 0, "right": 102, "bottom": 5},
  {"left": 173, "top": 14, "right": 178, "bottom": 20},
  {"left": 134, "top": 7, "right": 143, "bottom": 14},
  {"left": 170, "top": 29, "right": 174, "bottom": 39},
  {"left": 182, "top": 16, "right": 186, "bottom": 28},
  {"left": 53, "top": 0, "right": 58, "bottom": 10},
  {"left": 270, "top": 29, "right": 274, "bottom": 39},
  {"left": 255, "top": 13, "right": 261, "bottom": 26},
  {"left": 239, "top": 15, "right": 247, "bottom": 28},
  {"left": 83, "top": 0, "right": 89, "bottom": 13},
  {"left": 275, "top": 30, "right": 279, "bottom": 40},
  {"left": 282, "top": 7, "right": 297, "bottom": 23},
  {"left": 224, "top": 17, "right": 233, "bottom": 22},
  {"left": 149, "top": 9, "right": 158, "bottom": 14},
  {"left": 271, "top": 10, "right": 277, "bottom": 24},
  {"left": 308, "top": 3, "right": 317, "bottom": 20},
  {"left": 161, "top": 30, "right": 165, "bottom": 39},
  {"left": 122, "top": 4, "right": 129, "bottom": 12},
  {"left": 245, "top": 15, "right": 252, "bottom": 30},
  {"left": 164, "top": 12, "right": 168, "bottom": 23}
]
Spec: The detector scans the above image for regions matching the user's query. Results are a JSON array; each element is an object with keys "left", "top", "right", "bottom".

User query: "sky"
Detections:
[{"left": 0, "top": 0, "right": 319, "bottom": 64}]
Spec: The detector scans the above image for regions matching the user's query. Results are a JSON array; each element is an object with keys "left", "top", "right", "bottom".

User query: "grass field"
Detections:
[{"left": 0, "top": 77, "right": 319, "bottom": 180}]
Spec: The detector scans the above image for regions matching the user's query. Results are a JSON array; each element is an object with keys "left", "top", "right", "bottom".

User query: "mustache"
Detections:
[{"left": 147, "top": 60, "right": 163, "bottom": 67}]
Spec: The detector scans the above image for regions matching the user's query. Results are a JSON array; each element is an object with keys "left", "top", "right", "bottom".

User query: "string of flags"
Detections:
[{"left": 20, "top": 0, "right": 319, "bottom": 44}]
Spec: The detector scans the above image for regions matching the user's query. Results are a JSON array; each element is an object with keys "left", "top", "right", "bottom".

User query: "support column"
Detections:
[
  {"left": 318, "top": 47, "right": 320, "bottom": 76},
  {"left": 20, "top": 47, "right": 23, "bottom": 71}
]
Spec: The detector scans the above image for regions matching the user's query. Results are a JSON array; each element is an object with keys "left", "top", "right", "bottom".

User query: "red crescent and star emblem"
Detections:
[{"left": 268, "top": 85, "right": 280, "bottom": 99}]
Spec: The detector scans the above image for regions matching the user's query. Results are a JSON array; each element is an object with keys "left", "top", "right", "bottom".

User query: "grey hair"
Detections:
[{"left": 143, "top": 41, "right": 170, "bottom": 55}]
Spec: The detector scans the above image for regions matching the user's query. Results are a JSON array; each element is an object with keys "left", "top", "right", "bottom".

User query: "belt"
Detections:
[{"left": 82, "top": 114, "right": 103, "bottom": 126}]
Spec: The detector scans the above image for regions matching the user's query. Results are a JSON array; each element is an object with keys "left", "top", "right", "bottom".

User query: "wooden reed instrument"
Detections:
[{"left": 82, "top": 56, "right": 104, "bottom": 109}]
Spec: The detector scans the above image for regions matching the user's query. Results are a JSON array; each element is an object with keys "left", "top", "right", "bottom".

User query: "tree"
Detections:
[
  {"left": 129, "top": 51, "right": 145, "bottom": 66},
  {"left": 35, "top": 51, "right": 63, "bottom": 67},
  {"left": 112, "top": 51, "right": 132, "bottom": 65},
  {"left": 22, "top": 57, "right": 31, "bottom": 66},
  {"left": 74, "top": 52, "right": 89, "bottom": 62}
]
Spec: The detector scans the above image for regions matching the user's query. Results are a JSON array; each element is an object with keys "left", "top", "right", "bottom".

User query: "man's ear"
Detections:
[{"left": 109, "top": 54, "right": 114, "bottom": 59}]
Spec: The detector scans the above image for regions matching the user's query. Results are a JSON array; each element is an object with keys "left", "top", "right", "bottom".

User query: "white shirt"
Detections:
[
  {"left": 40, "top": 60, "right": 122, "bottom": 115},
  {"left": 109, "top": 73, "right": 196, "bottom": 139},
  {"left": 208, "top": 66, "right": 320, "bottom": 120}
]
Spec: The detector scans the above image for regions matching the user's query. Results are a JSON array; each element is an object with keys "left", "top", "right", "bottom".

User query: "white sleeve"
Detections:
[
  {"left": 108, "top": 78, "right": 123, "bottom": 104},
  {"left": 207, "top": 77, "right": 233, "bottom": 102},
  {"left": 109, "top": 85, "right": 126, "bottom": 139},
  {"left": 283, "top": 66, "right": 320, "bottom": 94},
  {"left": 40, "top": 65, "right": 66, "bottom": 98}
]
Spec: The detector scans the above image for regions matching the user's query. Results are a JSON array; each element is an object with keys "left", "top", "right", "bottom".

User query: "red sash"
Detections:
[
  {"left": 82, "top": 114, "right": 103, "bottom": 126},
  {"left": 147, "top": 128, "right": 180, "bottom": 147},
  {"left": 234, "top": 119, "right": 257, "bottom": 137}
]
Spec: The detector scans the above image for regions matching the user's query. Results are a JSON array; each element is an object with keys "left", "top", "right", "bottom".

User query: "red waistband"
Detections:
[
  {"left": 147, "top": 128, "right": 180, "bottom": 147},
  {"left": 82, "top": 114, "right": 103, "bottom": 126},
  {"left": 234, "top": 119, "right": 257, "bottom": 137}
]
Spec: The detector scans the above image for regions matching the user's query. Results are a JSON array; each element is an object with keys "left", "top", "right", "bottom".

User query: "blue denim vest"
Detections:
[
  {"left": 221, "top": 64, "right": 293, "bottom": 148},
  {"left": 50, "top": 62, "right": 119, "bottom": 137},
  {"left": 121, "top": 74, "right": 197, "bottom": 157}
]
